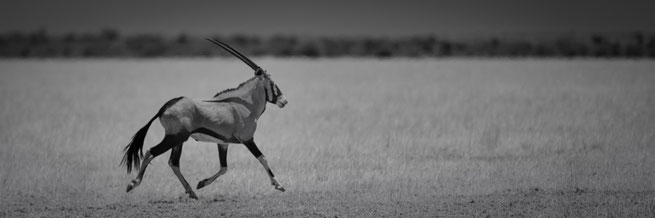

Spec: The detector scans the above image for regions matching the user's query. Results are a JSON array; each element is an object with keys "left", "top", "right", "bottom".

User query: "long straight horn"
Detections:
[{"left": 206, "top": 38, "right": 264, "bottom": 74}]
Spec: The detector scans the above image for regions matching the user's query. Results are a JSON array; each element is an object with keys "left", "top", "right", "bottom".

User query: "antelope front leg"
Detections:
[
  {"left": 243, "top": 140, "right": 285, "bottom": 192},
  {"left": 257, "top": 155, "right": 285, "bottom": 192}
]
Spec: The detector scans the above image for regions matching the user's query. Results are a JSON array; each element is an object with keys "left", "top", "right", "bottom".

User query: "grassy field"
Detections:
[{"left": 1, "top": 58, "right": 655, "bottom": 216}]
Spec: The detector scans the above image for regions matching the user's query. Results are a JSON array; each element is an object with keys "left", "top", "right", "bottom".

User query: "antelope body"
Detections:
[{"left": 120, "top": 39, "right": 287, "bottom": 199}]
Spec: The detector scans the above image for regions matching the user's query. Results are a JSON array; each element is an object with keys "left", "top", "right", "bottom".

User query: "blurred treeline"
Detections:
[{"left": 1, "top": 29, "right": 654, "bottom": 58}]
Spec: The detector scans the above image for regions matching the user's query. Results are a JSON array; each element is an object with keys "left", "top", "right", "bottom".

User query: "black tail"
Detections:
[{"left": 120, "top": 97, "right": 183, "bottom": 173}]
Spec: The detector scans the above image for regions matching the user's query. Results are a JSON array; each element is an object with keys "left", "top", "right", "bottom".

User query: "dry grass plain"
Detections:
[{"left": 1, "top": 58, "right": 655, "bottom": 217}]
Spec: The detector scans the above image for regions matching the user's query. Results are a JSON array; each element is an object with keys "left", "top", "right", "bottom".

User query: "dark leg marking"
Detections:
[
  {"left": 218, "top": 143, "right": 228, "bottom": 167},
  {"left": 243, "top": 140, "right": 263, "bottom": 158},
  {"left": 169, "top": 145, "right": 182, "bottom": 167},
  {"left": 150, "top": 133, "right": 189, "bottom": 157},
  {"left": 267, "top": 169, "right": 275, "bottom": 178}
]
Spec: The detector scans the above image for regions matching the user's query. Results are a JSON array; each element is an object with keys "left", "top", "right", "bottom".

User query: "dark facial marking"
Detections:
[
  {"left": 269, "top": 82, "right": 278, "bottom": 103},
  {"left": 274, "top": 85, "right": 282, "bottom": 96},
  {"left": 264, "top": 85, "right": 270, "bottom": 102}
]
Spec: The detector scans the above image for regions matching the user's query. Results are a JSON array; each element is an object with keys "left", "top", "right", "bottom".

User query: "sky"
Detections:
[{"left": 0, "top": 0, "right": 653, "bottom": 37}]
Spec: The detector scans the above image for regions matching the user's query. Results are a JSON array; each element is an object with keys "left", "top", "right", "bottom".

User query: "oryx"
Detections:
[{"left": 120, "top": 39, "right": 288, "bottom": 199}]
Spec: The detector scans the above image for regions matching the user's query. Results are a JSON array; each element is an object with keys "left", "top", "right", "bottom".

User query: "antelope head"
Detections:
[{"left": 207, "top": 38, "right": 288, "bottom": 108}]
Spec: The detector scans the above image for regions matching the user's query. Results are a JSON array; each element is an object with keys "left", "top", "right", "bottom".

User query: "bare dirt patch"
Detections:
[{"left": 4, "top": 189, "right": 655, "bottom": 217}]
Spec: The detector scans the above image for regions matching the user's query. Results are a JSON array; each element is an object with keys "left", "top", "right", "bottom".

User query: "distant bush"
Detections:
[{"left": 0, "top": 29, "right": 653, "bottom": 58}]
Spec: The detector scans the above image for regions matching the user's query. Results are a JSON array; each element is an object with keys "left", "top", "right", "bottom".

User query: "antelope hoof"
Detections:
[
  {"left": 126, "top": 180, "right": 138, "bottom": 193},
  {"left": 274, "top": 185, "right": 286, "bottom": 192},
  {"left": 196, "top": 179, "right": 210, "bottom": 189}
]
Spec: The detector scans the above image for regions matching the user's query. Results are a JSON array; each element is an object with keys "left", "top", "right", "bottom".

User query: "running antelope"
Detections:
[{"left": 120, "top": 39, "right": 287, "bottom": 199}]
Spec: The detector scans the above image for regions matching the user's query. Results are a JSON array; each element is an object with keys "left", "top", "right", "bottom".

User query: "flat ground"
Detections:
[{"left": 1, "top": 59, "right": 654, "bottom": 217}]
